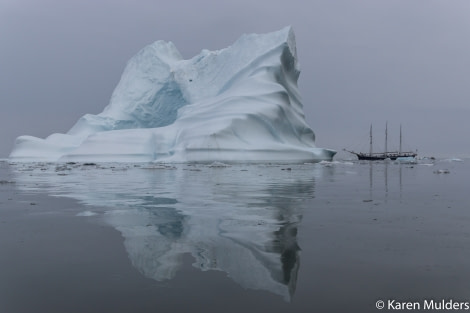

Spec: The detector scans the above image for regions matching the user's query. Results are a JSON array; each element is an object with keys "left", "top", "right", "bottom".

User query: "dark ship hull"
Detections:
[{"left": 352, "top": 151, "right": 417, "bottom": 161}]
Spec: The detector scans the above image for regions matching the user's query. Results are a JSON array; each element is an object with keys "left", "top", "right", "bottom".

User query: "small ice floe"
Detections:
[
  {"left": 76, "top": 211, "right": 98, "bottom": 217},
  {"left": 319, "top": 160, "right": 353, "bottom": 167},
  {"left": 441, "top": 158, "right": 463, "bottom": 163},
  {"left": 55, "top": 165, "right": 71, "bottom": 172},
  {"left": 111, "top": 167, "right": 128, "bottom": 171},
  {"left": 420, "top": 156, "right": 436, "bottom": 162},
  {"left": 141, "top": 164, "right": 176, "bottom": 170},
  {"left": 208, "top": 161, "right": 231, "bottom": 168},
  {"left": 395, "top": 157, "right": 417, "bottom": 164},
  {"left": 433, "top": 169, "right": 450, "bottom": 174},
  {"left": 419, "top": 163, "right": 434, "bottom": 167}
]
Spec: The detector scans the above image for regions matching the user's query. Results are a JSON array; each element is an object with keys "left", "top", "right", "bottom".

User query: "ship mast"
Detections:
[
  {"left": 385, "top": 121, "right": 388, "bottom": 154},
  {"left": 369, "top": 124, "right": 372, "bottom": 156},
  {"left": 399, "top": 124, "right": 402, "bottom": 154}
]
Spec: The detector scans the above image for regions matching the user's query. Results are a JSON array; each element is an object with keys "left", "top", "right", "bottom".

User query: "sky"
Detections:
[{"left": 1, "top": 0, "right": 469, "bottom": 159}]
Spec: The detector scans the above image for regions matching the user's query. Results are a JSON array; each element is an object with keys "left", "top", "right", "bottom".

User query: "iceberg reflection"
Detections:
[{"left": 10, "top": 163, "right": 322, "bottom": 300}]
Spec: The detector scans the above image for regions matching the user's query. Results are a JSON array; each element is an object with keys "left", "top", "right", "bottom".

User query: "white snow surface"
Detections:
[{"left": 9, "top": 27, "right": 335, "bottom": 163}]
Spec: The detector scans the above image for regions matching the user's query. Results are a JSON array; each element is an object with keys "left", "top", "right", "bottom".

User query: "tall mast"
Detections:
[
  {"left": 385, "top": 121, "right": 388, "bottom": 153},
  {"left": 399, "top": 124, "right": 402, "bottom": 154},
  {"left": 369, "top": 124, "right": 373, "bottom": 156}
]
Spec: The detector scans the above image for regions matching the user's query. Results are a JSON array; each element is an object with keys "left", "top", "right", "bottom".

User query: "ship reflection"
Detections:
[
  {"left": 365, "top": 160, "right": 414, "bottom": 201},
  {"left": 11, "top": 163, "right": 318, "bottom": 301}
]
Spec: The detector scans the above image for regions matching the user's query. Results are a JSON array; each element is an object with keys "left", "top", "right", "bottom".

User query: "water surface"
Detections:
[{"left": 1, "top": 159, "right": 469, "bottom": 312}]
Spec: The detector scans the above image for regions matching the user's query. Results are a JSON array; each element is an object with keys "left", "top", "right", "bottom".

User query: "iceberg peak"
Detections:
[{"left": 10, "top": 27, "right": 336, "bottom": 163}]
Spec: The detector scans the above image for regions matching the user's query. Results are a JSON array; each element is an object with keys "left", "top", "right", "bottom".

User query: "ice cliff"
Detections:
[{"left": 9, "top": 27, "right": 336, "bottom": 162}]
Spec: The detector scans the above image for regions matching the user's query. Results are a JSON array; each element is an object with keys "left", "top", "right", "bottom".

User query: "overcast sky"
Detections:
[{"left": 1, "top": 0, "right": 469, "bottom": 158}]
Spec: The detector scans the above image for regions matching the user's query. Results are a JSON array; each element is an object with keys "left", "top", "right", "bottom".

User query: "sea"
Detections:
[{"left": 0, "top": 158, "right": 469, "bottom": 313}]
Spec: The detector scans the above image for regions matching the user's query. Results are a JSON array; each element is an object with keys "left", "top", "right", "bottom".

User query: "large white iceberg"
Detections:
[{"left": 9, "top": 27, "right": 335, "bottom": 162}]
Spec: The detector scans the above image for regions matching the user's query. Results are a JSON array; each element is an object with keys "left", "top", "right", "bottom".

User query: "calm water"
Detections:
[{"left": 1, "top": 159, "right": 469, "bottom": 312}]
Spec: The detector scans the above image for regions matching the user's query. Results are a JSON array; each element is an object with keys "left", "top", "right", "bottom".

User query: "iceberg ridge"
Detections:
[{"left": 9, "top": 27, "right": 336, "bottom": 163}]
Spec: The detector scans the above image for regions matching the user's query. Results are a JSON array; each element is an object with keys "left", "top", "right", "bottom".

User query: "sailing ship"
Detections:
[{"left": 344, "top": 123, "right": 417, "bottom": 161}]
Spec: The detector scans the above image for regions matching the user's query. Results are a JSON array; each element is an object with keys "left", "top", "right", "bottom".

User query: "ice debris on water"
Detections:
[
  {"left": 141, "top": 164, "right": 177, "bottom": 170},
  {"left": 208, "top": 161, "right": 231, "bottom": 168},
  {"left": 440, "top": 158, "right": 463, "bottom": 163},
  {"left": 319, "top": 160, "right": 354, "bottom": 167},
  {"left": 395, "top": 157, "right": 417, "bottom": 164},
  {"left": 76, "top": 211, "right": 98, "bottom": 217}
]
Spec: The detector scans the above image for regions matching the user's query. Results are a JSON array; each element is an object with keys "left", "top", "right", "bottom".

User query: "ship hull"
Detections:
[{"left": 355, "top": 152, "right": 417, "bottom": 161}]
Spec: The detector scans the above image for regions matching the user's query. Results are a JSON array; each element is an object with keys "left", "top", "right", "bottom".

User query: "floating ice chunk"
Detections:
[
  {"left": 319, "top": 160, "right": 353, "bottom": 166},
  {"left": 208, "top": 161, "right": 231, "bottom": 168},
  {"left": 140, "top": 164, "right": 177, "bottom": 170},
  {"left": 395, "top": 157, "right": 417, "bottom": 164},
  {"left": 76, "top": 211, "right": 98, "bottom": 217},
  {"left": 433, "top": 169, "right": 450, "bottom": 174},
  {"left": 441, "top": 158, "right": 463, "bottom": 163}
]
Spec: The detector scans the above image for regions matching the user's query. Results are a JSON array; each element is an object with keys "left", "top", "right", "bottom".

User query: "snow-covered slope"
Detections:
[{"left": 9, "top": 27, "right": 336, "bottom": 162}]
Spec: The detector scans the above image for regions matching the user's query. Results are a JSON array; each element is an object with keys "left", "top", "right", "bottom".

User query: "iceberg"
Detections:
[{"left": 9, "top": 27, "right": 336, "bottom": 163}]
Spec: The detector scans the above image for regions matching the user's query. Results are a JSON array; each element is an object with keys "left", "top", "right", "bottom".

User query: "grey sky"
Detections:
[{"left": 1, "top": 0, "right": 469, "bottom": 158}]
